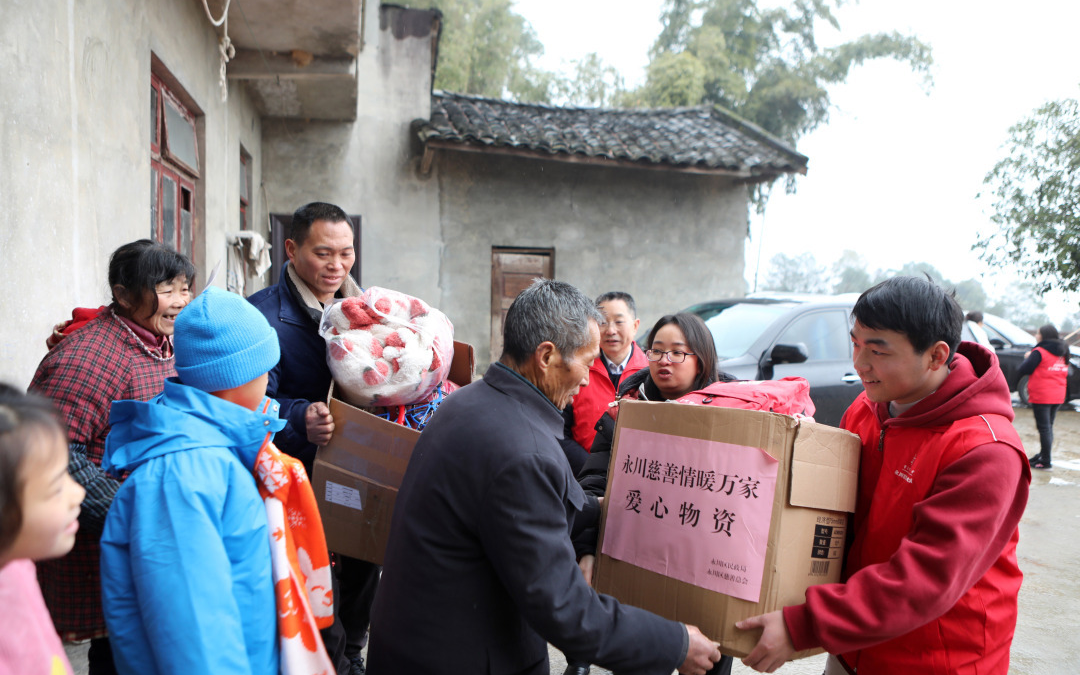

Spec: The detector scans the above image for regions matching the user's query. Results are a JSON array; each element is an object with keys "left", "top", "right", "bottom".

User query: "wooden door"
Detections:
[{"left": 490, "top": 248, "right": 554, "bottom": 362}]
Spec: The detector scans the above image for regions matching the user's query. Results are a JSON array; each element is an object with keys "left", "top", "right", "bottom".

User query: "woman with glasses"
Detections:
[
  {"left": 583, "top": 311, "right": 725, "bottom": 468},
  {"left": 574, "top": 312, "right": 735, "bottom": 674},
  {"left": 577, "top": 311, "right": 732, "bottom": 499},
  {"left": 576, "top": 311, "right": 725, "bottom": 514}
]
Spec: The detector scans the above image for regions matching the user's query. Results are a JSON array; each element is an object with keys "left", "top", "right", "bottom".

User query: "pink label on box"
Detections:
[{"left": 600, "top": 427, "right": 779, "bottom": 602}]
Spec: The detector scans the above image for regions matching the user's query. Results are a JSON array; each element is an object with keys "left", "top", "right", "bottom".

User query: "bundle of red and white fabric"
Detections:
[{"left": 320, "top": 287, "right": 454, "bottom": 410}]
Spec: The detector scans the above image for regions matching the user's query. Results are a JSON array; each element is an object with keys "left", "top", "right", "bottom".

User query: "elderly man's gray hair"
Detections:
[{"left": 502, "top": 279, "right": 602, "bottom": 365}]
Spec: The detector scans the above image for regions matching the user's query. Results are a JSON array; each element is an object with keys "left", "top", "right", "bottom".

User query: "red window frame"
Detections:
[{"left": 150, "top": 73, "right": 198, "bottom": 258}]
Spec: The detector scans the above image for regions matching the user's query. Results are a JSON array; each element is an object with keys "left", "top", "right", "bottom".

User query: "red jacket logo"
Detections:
[{"left": 894, "top": 452, "right": 918, "bottom": 484}]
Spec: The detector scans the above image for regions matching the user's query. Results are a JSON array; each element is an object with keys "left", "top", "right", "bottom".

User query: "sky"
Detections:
[{"left": 511, "top": 0, "right": 1080, "bottom": 323}]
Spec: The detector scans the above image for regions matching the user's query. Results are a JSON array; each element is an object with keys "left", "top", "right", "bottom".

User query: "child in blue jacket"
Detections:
[{"left": 100, "top": 287, "right": 286, "bottom": 674}]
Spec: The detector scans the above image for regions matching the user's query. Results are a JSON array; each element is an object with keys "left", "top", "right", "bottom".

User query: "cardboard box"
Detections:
[
  {"left": 312, "top": 341, "right": 474, "bottom": 565},
  {"left": 593, "top": 400, "right": 860, "bottom": 659}
]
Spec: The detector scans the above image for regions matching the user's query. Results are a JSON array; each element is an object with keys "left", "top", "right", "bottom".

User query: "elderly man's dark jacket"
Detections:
[{"left": 367, "top": 363, "right": 686, "bottom": 675}]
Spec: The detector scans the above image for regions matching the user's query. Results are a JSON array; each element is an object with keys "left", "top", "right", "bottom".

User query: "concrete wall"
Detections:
[
  {"left": 260, "top": 3, "right": 442, "bottom": 302},
  {"left": 0, "top": 0, "right": 266, "bottom": 388},
  {"left": 435, "top": 152, "right": 750, "bottom": 367},
  {"left": 257, "top": 3, "right": 748, "bottom": 370}
]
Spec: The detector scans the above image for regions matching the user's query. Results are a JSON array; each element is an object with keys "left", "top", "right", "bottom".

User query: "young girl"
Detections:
[{"left": 0, "top": 385, "right": 86, "bottom": 675}]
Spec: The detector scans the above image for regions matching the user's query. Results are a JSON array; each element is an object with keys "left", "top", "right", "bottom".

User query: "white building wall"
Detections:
[
  {"left": 0, "top": 0, "right": 265, "bottom": 387},
  {"left": 260, "top": 3, "right": 442, "bottom": 303}
]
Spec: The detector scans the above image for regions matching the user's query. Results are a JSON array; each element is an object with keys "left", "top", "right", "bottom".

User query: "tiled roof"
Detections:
[{"left": 419, "top": 91, "right": 808, "bottom": 178}]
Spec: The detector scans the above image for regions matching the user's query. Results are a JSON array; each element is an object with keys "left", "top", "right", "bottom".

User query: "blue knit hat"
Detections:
[{"left": 174, "top": 287, "right": 280, "bottom": 392}]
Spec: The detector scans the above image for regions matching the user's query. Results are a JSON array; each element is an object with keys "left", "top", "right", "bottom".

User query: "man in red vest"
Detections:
[
  {"left": 559, "top": 291, "right": 648, "bottom": 474},
  {"left": 737, "top": 276, "right": 1030, "bottom": 675}
]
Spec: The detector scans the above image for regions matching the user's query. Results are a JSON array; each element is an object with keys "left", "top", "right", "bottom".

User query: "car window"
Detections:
[
  {"left": 775, "top": 310, "right": 851, "bottom": 360},
  {"left": 982, "top": 315, "right": 1035, "bottom": 348},
  {"left": 704, "top": 304, "right": 792, "bottom": 358}
]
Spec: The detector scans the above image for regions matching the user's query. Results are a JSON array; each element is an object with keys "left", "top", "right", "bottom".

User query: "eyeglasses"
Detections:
[{"left": 645, "top": 349, "right": 696, "bottom": 363}]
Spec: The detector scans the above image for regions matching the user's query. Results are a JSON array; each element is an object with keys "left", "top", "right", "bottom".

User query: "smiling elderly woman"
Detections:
[{"left": 30, "top": 239, "right": 194, "bottom": 672}]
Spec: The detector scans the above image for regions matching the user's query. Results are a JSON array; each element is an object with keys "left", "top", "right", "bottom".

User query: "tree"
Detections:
[
  {"left": 1059, "top": 311, "right": 1080, "bottom": 336},
  {"left": 412, "top": 0, "right": 631, "bottom": 106},
  {"left": 888, "top": 262, "right": 945, "bottom": 286},
  {"left": 413, "top": 0, "right": 553, "bottom": 101},
  {"left": 830, "top": 249, "right": 872, "bottom": 294},
  {"left": 976, "top": 97, "right": 1080, "bottom": 293},
  {"left": 987, "top": 281, "right": 1050, "bottom": 330},
  {"left": 636, "top": 51, "right": 707, "bottom": 107},
  {"left": 553, "top": 53, "right": 627, "bottom": 108},
  {"left": 763, "top": 252, "right": 829, "bottom": 293},
  {"left": 636, "top": 0, "right": 933, "bottom": 150},
  {"left": 952, "top": 279, "right": 990, "bottom": 314}
]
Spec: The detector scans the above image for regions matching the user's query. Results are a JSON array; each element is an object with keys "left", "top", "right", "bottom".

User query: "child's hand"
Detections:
[{"left": 305, "top": 402, "right": 335, "bottom": 446}]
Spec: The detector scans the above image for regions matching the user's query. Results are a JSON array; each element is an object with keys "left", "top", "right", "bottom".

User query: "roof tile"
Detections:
[{"left": 419, "top": 92, "right": 808, "bottom": 177}]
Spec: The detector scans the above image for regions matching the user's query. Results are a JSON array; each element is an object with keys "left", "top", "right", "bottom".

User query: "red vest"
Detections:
[
  {"left": 1027, "top": 346, "right": 1068, "bottom": 404},
  {"left": 571, "top": 345, "right": 649, "bottom": 450},
  {"left": 841, "top": 403, "right": 1025, "bottom": 674}
]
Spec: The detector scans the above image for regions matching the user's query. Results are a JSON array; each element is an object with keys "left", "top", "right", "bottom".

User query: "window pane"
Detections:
[
  {"left": 181, "top": 203, "right": 192, "bottom": 258},
  {"left": 151, "top": 167, "right": 158, "bottom": 239},
  {"left": 163, "top": 97, "right": 198, "bottom": 173},
  {"left": 151, "top": 87, "right": 158, "bottom": 146},
  {"left": 705, "top": 303, "right": 792, "bottom": 359},
  {"left": 161, "top": 175, "right": 177, "bottom": 249},
  {"left": 777, "top": 311, "right": 850, "bottom": 361}
]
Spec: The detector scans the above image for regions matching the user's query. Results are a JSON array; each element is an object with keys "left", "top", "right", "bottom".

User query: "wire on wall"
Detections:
[{"left": 201, "top": 0, "right": 234, "bottom": 102}]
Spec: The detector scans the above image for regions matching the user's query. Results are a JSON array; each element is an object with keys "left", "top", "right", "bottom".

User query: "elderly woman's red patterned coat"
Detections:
[{"left": 30, "top": 309, "right": 175, "bottom": 640}]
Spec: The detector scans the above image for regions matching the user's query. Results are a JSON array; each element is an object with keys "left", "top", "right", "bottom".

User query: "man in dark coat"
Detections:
[
  {"left": 247, "top": 201, "right": 374, "bottom": 675},
  {"left": 367, "top": 279, "right": 722, "bottom": 675}
]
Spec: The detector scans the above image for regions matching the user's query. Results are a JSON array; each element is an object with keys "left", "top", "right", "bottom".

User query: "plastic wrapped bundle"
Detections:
[{"left": 320, "top": 287, "right": 454, "bottom": 408}]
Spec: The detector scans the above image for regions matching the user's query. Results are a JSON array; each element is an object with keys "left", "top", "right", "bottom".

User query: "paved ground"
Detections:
[
  {"left": 550, "top": 405, "right": 1080, "bottom": 675},
  {"left": 66, "top": 406, "right": 1079, "bottom": 674}
]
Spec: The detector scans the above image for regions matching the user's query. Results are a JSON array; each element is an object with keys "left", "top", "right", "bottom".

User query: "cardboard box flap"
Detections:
[
  {"left": 788, "top": 422, "right": 860, "bottom": 513},
  {"left": 448, "top": 341, "right": 475, "bottom": 387},
  {"left": 320, "top": 392, "right": 417, "bottom": 489}
]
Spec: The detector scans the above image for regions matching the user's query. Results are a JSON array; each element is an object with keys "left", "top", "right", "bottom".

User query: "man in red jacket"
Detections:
[
  {"left": 559, "top": 291, "right": 648, "bottom": 473},
  {"left": 737, "top": 276, "right": 1030, "bottom": 675}
]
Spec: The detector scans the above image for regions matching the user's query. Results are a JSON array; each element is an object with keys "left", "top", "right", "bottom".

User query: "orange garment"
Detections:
[{"left": 254, "top": 417, "right": 335, "bottom": 675}]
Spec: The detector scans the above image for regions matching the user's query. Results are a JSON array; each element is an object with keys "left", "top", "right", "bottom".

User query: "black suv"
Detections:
[{"left": 679, "top": 294, "right": 862, "bottom": 427}]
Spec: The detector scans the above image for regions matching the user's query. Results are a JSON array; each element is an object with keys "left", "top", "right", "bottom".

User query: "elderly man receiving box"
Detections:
[
  {"left": 248, "top": 201, "right": 374, "bottom": 675},
  {"left": 367, "top": 279, "right": 722, "bottom": 675}
]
